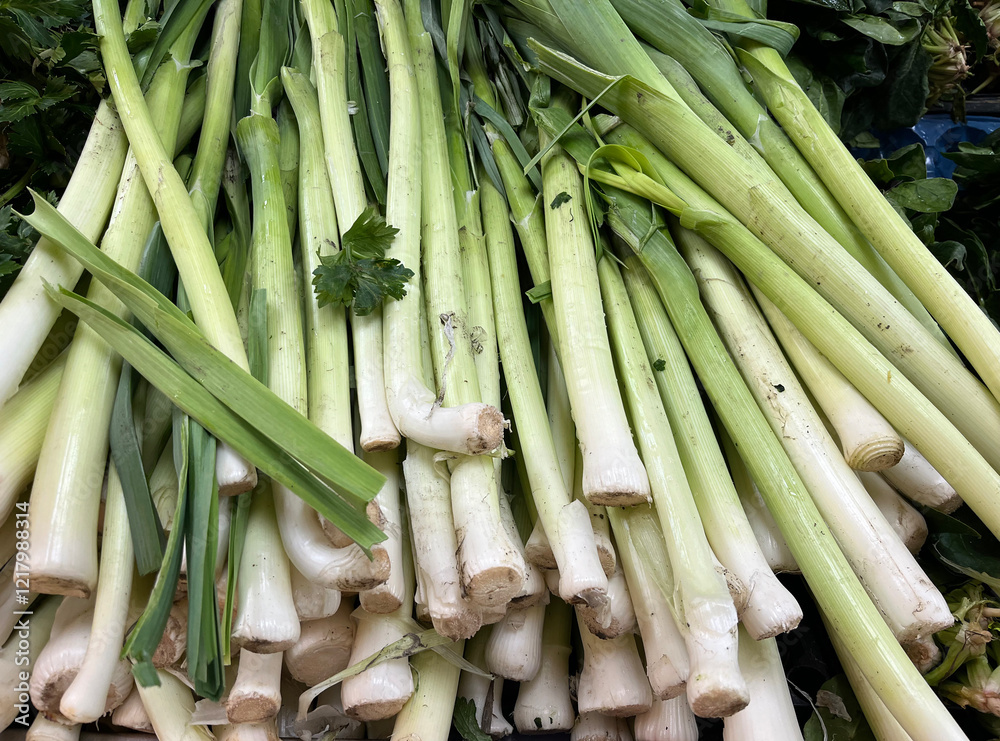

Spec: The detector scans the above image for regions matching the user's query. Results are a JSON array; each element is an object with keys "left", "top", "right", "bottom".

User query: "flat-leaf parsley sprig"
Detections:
[{"left": 312, "top": 204, "right": 413, "bottom": 316}]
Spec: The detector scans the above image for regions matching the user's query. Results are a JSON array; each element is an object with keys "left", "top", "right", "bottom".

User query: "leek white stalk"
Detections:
[
  {"left": 458, "top": 627, "right": 514, "bottom": 738},
  {"left": 279, "top": 71, "right": 357, "bottom": 550},
  {"left": 599, "top": 256, "right": 745, "bottom": 717},
  {"left": 881, "top": 441, "right": 962, "bottom": 513},
  {"left": 403, "top": 0, "right": 523, "bottom": 608},
  {"left": 58, "top": 463, "right": 135, "bottom": 723},
  {"left": 573, "top": 712, "right": 633, "bottom": 741},
  {"left": 577, "top": 560, "right": 634, "bottom": 639},
  {"left": 375, "top": 0, "right": 504, "bottom": 453},
  {"left": 634, "top": 697, "right": 699, "bottom": 741},
  {"left": 276, "top": 69, "right": 390, "bottom": 590},
  {"left": 359, "top": 451, "right": 406, "bottom": 614},
  {"left": 236, "top": 104, "right": 317, "bottom": 639},
  {"left": 340, "top": 610, "right": 416, "bottom": 721},
  {"left": 284, "top": 603, "right": 355, "bottom": 687},
  {"left": 598, "top": 194, "right": 963, "bottom": 740},
  {"left": 513, "top": 599, "right": 575, "bottom": 733},
  {"left": 342, "top": 520, "right": 417, "bottom": 722},
  {"left": 301, "top": 0, "right": 398, "bottom": 451},
  {"left": 136, "top": 668, "right": 214, "bottom": 741},
  {"left": 0, "top": 596, "right": 60, "bottom": 730},
  {"left": 722, "top": 626, "right": 803, "bottom": 741},
  {"left": 609, "top": 505, "right": 690, "bottom": 699},
  {"left": 680, "top": 230, "right": 952, "bottom": 643},
  {"left": 226, "top": 650, "right": 283, "bottom": 724},
  {"left": 183, "top": 0, "right": 252, "bottom": 496},
  {"left": 290, "top": 564, "right": 342, "bottom": 620},
  {"left": 402, "top": 439, "right": 480, "bottom": 640},
  {"left": 860, "top": 473, "right": 929, "bottom": 556},
  {"left": 232, "top": 483, "right": 300, "bottom": 653},
  {"left": 389, "top": 643, "right": 463, "bottom": 741},
  {"left": 26, "top": 714, "right": 80, "bottom": 741},
  {"left": 548, "top": 354, "right": 616, "bottom": 577},
  {"left": 484, "top": 170, "right": 608, "bottom": 606},
  {"left": 111, "top": 684, "right": 153, "bottom": 733},
  {"left": 485, "top": 601, "right": 546, "bottom": 681},
  {"left": 576, "top": 610, "right": 653, "bottom": 717},
  {"left": 623, "top": 259, "right": 800, "bottom": 638},
  {"left": 755, "top": 293, "right": 903, "bottom": 472},
  {"left": 0, "top": 353, "right": 66, "bottom": 524},
  {"left": 29, "top": 595, "right": 131, "bottom": 722},
  {"left": 596, "top": 112, "right": 1000, "bottom": 543},
  {"left": 280, "top": 68, "right": 352, "bottom": 453},
  {"left": 721, "top": 434, "right": 798, "bottom": 574},
  {"left": 0, "top": 100, "right": 126, "bottom": 408},
  {"left": 542, "top": 143, "right": 649, "bottom": 507}
]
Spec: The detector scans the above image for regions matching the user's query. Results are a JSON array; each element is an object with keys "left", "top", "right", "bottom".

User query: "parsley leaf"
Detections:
[
  {"left": 652, "top": 358, "right": 666, "bottom": 371},
  {"left": 312, "top": 205, "right": 413, "bottom": 316},
  {"left": 452, "top": 698, "right": 491, "bottom": 741}
]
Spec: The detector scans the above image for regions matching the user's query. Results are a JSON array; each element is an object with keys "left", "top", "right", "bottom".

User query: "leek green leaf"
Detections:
[{"left": 41, "top": 285, "right": 386, "bottom": 549}]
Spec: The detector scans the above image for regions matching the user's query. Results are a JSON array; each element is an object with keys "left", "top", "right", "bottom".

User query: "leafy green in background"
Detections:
[
  {"left": 0, "top": 0, "right": 106, "bottom": 297},
  {"left": 768, "top": 0, "right": 995, "bottom": 142}
]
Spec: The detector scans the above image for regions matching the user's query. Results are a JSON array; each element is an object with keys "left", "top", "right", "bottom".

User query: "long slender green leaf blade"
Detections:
[
  {"left": 110, "top": 364, "right": 165, "bottom": 574},
  {"left": 138, "top": 0, "right": 218, "bottom": 87},
  {"left": 185, "top": 421, "right": 224, "bottom": 699},
  {"left": 123, "top": 412, "right": 188, "bottom": 686},
  {"left": 43, "top": 286, "right": 386, "bottom": 550},
  {"left": 353, "top": 0, "right": 390, "bottom": 174}
]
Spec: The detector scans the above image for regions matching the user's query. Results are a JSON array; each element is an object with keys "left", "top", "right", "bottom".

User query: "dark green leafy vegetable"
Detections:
[
  {"left": 452, "top": 697, "right": 492, "bottom": 741},
  {"left": 312, "top": 204, "right": 413, "bottom": 316}
]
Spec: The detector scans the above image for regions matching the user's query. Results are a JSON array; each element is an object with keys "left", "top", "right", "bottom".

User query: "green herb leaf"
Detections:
[
  {"left": 0, "top": 254, "right": 20, "bottom": 278},
  {"left": 312, "top": 205, "right": 412, "bottom": 315},
  {"left": 652, "top": 358, "right": 666, "bottom": 371},
  {"left": 341, "top": 204, "right": 399, "bottom": 259},
  {"left": 453, "top": 698, "right": 491, "bottom": 741}
]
